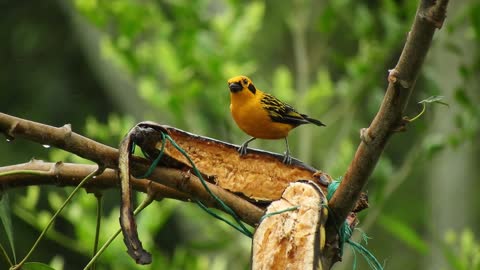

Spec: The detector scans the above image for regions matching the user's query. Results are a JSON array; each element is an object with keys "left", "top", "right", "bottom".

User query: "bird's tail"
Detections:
[{"left": 305, "top": 116, "right": 326, "bottom": 127}]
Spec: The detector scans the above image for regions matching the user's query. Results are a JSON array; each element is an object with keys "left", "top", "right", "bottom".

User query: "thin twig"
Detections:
[
  {"left": 92, "top": 192, "right": 103, "bottom": 270},
  {"left": 11, "top": 168, "right": 99, "bottom": 270},
  {"left": 12, "top": 204, "right": 88, "bottom": 255},
  {"left": 82, "top": 191, "right": 156, "bottom": 270},
  {"left": 0, "top": 243, "right": 13, "bottom": 267}
]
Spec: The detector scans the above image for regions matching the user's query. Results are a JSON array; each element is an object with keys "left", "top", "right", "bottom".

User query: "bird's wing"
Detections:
[{"left": 260, "top": 93, "right": 310, "bottom": 126}]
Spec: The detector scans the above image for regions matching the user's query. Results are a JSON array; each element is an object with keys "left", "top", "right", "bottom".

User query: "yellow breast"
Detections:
[{"left": 230, "top": 91, "right": 294, "bottom": 139}]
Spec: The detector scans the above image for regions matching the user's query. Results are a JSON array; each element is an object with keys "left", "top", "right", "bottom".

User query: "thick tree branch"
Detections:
[
  {"left": 0, "top": 113, "right": 264, "bottom": 226},
  {"left": 325, "top": 0, "right": 449, "bottom": 266},
  {"left": 0, "top": 161, "right": 188, "bottom": 201}
]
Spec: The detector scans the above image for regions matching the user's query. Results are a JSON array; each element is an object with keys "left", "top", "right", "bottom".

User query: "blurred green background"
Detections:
[{"left": 0, "top": 0, "right": 479, "bottom": 269}]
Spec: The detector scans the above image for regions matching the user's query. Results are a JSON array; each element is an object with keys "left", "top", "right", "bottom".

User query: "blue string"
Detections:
[{"left": 327, "top": 179, "right": 384, "bottom": 270}]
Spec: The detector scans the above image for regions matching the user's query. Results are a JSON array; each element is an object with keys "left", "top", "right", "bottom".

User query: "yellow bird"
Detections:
[{"left": 227, "top": 75, "right": 325, "bottom": 164}]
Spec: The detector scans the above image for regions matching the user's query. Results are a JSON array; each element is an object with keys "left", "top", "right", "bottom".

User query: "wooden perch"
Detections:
[
  {"left": 252, "top": 181, "right": 328, "bottom": 270},
  {"left": 118, "top": 122, "right": 335, "bottom": 264},
  {"left": 133, "top": 123, "right": 331, "bottom": 201}
]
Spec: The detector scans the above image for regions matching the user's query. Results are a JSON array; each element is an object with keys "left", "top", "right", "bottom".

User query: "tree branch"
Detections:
[
  {"left": 0, "top": 160, "right": 188, "bottom": 201},
  {"left": 325, "top": 0, "right": 449, "bottom": 266},
  {"left": 0, "top": 113, "right": 264, "bottom": 226}
]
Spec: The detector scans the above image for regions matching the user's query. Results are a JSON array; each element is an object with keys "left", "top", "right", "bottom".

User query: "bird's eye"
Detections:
[{"left": 243, "top": 79, "right": 248, "bottom": 84}]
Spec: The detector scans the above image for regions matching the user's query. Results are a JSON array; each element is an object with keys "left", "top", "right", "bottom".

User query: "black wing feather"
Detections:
[{"left": 260, "top": 93, "right": 325, "bottom": 126}]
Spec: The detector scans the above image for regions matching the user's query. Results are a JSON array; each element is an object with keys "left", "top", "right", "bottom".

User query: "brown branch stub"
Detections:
[
  {"left": 388, "top": 68, "right": 410, "bottom": 89},
  {"left": 419, "top": 0, "right": 449, "bottom": 29},
  {"left": 252, "top": 181, "right": 328, "bottom": 270},
  {"left": 359, "top": 128, "right": 374, "bottom": 145},
  {"left": 325, "top": 0, "right": 449, "bottom": 268}
]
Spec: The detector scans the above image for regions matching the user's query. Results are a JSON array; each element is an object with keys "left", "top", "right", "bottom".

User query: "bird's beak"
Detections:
[{"left": 228, "top": 82, "right": 243, "bottom": 93}]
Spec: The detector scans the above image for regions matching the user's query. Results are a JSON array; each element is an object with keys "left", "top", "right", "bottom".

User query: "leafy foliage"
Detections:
[
  {"left": 0, "top": 194, "right": 16, "bottom": 264},
  {"left": 443, "top": 229, "right": 480, "bottom": 270}
]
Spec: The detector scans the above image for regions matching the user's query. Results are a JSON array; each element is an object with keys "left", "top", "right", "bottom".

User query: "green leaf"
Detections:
[
  {"left": 47, "top": 192, "right": 64, "bottom": 211},
  {"left": 444, "top": 41, "right": 463, "bottom": 56},
  {"left": 272, "top": 66, "right": 293, "bottom": 102},
  {"left": 454, "top": 88, "right": 476, "bottom": 113},
  {"left": 440, "top": 228, "right": 480, "bottom": 269},
  {"left": 306, "top": 68, "right": 334, "bottom": 104},
  {"left": 20, "top": 186, "right": 40, "bottom": 210},
  {"left": 469, "top": 4, "right": 480, "bottom": 42},
  {"left": 22, "top": 262, "right": 56, "bottom": 270},
  {"left": 418, "top": 95, "right": 449, "bottom": 107},
  {"left": 378, "top": 214, "right": 429, "bottom": 255},
  {"left": 0, "top": 193, "right": 16, "bottom": 263},
  {"left": 354, "top": 4, "right": 374, "bottom": 36},
  {"left": 441, "top": 245, "right": 467, "bottom": 270},
  {"left": 458, "top": 64, "right": 471, "bottom": 79},
  {"left": 317, "top": 5, "right": 335, "bottom": 34},
  {"left": 422, "top": 134, "right": 447, "bottom": 159}
]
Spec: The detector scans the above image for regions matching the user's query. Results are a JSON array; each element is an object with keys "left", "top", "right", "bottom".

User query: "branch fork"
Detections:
[{"left": 324, "top": 0, "right": 450, "bottom": 268}]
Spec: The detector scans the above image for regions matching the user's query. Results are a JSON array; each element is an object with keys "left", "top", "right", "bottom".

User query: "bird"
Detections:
[{"left": 227, "top": 75, "right": 325, "bottom": 164}]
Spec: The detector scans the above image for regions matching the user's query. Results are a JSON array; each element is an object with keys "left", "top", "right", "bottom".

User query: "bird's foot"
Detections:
[
  {"left": 238, "top": 143, "right": 249, "bottom": 156},
  {"left": 237, "top": 137, "right": 255, "bottom": 157},
  {"left": 282, "top": 151, "right": 292, "bottom": 165}
]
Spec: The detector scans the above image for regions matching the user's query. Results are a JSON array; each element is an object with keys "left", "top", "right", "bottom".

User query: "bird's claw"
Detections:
[
  {"left": 282, "top": 152, "right": 292, "bottom": 165},
  {"left": 238, "top": 144, "right": 248, "bottom": 156}
]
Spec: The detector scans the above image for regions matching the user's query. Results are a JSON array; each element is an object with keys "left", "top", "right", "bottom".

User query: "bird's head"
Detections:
[{"left": 227, "top": 75, "right": 256, "bottom": 95}]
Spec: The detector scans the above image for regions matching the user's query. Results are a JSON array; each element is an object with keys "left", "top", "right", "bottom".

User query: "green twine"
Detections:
[
  {"left": 327, "top": 179, "right": 384, "bottom": 270},
  {"left": 327, "top": 177, "right": 341, "bottom": 201},
  {"left": 133, "top": 132, "right": 383, "bottom": 268},
  {"left": 259, "top": 206, "right": 299, "bottom": 224},
  {"left": 134, "top": 136, "right": 167, "bottom": 179},
  {"left": 133, "top": 132, "right": 253, "bottom": 238}
]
